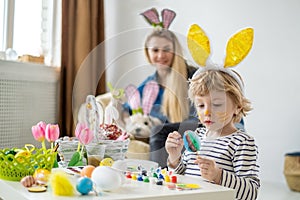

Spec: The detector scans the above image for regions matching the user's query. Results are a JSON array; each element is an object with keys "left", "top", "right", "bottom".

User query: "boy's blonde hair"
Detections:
[
  {"left": 188, "top": 69, "right": 252, "bottom": 123},
  {"left": 145, "top": 29, "right": 189, "bottom": 122}
]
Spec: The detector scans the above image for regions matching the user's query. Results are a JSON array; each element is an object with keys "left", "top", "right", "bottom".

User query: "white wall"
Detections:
[{"left": 104, "top": 0, "right": 300, "bottom": 184}]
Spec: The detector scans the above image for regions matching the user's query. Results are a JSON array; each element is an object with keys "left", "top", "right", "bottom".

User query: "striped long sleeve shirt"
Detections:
[{"left": 172, "top": 127, "right": 260, "bottom": 200}]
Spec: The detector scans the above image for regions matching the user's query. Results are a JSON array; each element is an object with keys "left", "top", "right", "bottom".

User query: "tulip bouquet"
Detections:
[
  {"left": 31, "top": 121, "right": 60, "bottom": 168},
  {"left": 67, "top": 123, "right": 94, "bottom": 166},
  {"left": 0, "top": 122, "right": 59, "bottom": 181},
  {"left": 32, "top": 121, "right": 60, "bottom": 153}
]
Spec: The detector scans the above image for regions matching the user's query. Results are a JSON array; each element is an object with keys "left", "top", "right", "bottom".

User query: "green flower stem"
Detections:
[
  {"left": 42, "top": 140, "right": 47, "bottom": 153},
  {"left": 77, "top": 142, "right": 81, "bottom": 152},
  {"left": 79, "top": 145, "right": 84, "bottom": 159}
]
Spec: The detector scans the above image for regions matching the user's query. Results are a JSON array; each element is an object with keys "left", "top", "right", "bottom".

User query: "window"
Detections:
[
  {"left": 13, "top": 0, "right": 42, "bottom": 56},
  {"left": 0, "top": 1, "right": 5, "bottom": 50},
  {"left": 0, "top": 0, "right": 61, "bottom": 66}
]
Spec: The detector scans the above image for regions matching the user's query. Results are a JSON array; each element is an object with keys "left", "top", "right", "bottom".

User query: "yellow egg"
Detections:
[
  {"left": 99, "top": 158, "right": 114, "bottom": 167},
  {"left": 15, "top": 150, "right": 31, "bottom": 162},
  {"left": 33, "top": 168, "right": 51, "bottom": 184}
]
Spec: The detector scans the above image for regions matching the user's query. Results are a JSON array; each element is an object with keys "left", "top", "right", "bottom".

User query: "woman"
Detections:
[
  {"left": 122, "top": 8, "right": 198, "bottom": 167},
  {"left": 133, "top": 28, "right": 199, "bottom": 167},
  {"left": 134, "top": 28, "right": 197, "bottom": 123}
]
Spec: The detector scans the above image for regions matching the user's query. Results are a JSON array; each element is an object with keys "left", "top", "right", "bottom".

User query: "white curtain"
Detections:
[{"left": 42, "top": 0, "right": 62, "bottom": 67}]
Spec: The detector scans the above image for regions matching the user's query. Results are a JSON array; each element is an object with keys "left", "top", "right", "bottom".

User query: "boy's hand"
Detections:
[
  {"left": 195, "top": 156, "right": 222, "bottom": 184},
  {"left": 165, "top": 131, "right": 183, "bottom": 166}
]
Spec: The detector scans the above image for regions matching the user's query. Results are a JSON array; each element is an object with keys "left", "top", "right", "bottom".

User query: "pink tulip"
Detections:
[
  {"left": 75, "top": 123, "right": 94, "bottom": 145},
  {"left": 75, "top": 123, "right": 87, "bottom": 138},
  {"left": 38, "top": 121, "right": 47, "bottom": 131},
  {"left": 32, "top": 121, "right": 46, "bottom": 142},
  {"left": 45, "top": 124, "right": 60, "bottom": 142}
]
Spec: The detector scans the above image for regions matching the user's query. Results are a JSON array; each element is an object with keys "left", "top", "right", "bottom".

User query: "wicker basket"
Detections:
[
  {"left": 98, "top": 139, "right": 129, "bottom": 161},
  {"left": 55, "top": 137, "right": 87, "bottom": 166},
  {"left": 284, "top": 152, "right": 300, "bottom": 192},
  {"left": 0, "top": 148, "right": 56, "bottom": 181}
]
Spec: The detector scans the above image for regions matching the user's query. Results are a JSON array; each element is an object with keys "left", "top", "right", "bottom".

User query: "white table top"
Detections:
[{"left": 0, "top": 172, "right": 235, "bottom": 200}]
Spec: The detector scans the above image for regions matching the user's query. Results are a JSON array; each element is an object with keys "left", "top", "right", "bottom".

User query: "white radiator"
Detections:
[{"left": 0, "top": 60, "right": 60, "bottom": 149}]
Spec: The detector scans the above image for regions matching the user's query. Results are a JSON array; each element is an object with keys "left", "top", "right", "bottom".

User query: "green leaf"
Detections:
[
  {"left": 53, "top": 158, "right": 59, "bottom": 168},
  {"left": 68, "top": 152, "right": 81, "bottom": 166},
  {"left": 74, "top": 160, "right": 84, "bottom": 166}
]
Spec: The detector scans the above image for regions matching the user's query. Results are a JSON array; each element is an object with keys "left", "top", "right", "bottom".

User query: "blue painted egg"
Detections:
[{"left": 76, "top": 177, "right": 93, "bottom": 195}]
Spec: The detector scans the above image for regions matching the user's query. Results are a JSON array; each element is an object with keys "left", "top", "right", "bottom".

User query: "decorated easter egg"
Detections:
[
  {"left": 80, "top": 165, "right": 95, "bottom": 178},
  {"left": 33, "top": 168, "right": 51, "bottom": 185},
  {"left": 20, "top": 176, "right": 36, "bottom": 187},
  {"left": 183, "top": 130, "right": 201, "bottom": 152},
  {"left": 15, "top": 150, "right": 31, "bottom": 162},
  {"left": 91, "top": 166, "right": 124, "bottom": 191},
  {"left": 99, "top": 158, "right": 114, "bottom": 167},
  {"left": 76, "top": 177, "right": 93, "bottom": 195},
  {"left": 15, "top": 150, "right": 31, "bottom": 157}
]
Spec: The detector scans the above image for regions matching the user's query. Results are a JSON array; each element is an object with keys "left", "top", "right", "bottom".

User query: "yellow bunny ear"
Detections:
[
  {"left": 224, "top": 28, "right": 254, "bottom": 68},
  {"left": 187, "top": 24, "right": 211, "bottom": 66}
]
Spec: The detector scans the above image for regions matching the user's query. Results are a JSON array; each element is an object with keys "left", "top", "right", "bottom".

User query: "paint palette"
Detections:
[{"left": 112, "top": 159, "right": 159, "bottom": 172}]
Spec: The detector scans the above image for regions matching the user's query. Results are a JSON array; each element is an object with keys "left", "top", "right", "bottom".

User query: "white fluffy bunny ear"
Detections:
[
  {"left": 142, "top": 81, "right": 159, "bottom": 115},
  {"left": 125, "top": 84, "right": 142, "bottom": 113}
]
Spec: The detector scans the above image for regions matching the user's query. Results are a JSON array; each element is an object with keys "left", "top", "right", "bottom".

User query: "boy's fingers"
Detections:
[{"left": 198, "top": 156, "right": 214, "bottom": 163}]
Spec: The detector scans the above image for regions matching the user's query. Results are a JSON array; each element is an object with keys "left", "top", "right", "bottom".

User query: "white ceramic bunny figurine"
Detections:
[
  {"left": 78, "top": 95, "right": 104, "bottom": 141},
  {"left": 104, "top": 82, "right": 125, "bottom": 125}
]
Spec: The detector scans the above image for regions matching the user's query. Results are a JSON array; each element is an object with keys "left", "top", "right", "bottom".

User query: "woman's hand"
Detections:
[
  {"left": 195, "top": 156, "right": 222, "bottom": 184},
  {"left": 165, "top": 131, "right": 183, "bottom": 167}
]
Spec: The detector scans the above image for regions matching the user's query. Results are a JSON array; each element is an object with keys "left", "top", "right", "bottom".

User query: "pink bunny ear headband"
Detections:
[
  {"left": 141, "top": 8, "right": 176, "bottom": 29},
  {"left": 187, "top": 24, "right": 254, "bottom": 92},
  {"left": 125, "top": 81, "right": 159, "bottom": 116}
]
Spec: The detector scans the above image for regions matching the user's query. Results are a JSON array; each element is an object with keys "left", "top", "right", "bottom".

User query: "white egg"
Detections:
[{"left": 91, "top": 166, "right": 124, "bottom": 191}]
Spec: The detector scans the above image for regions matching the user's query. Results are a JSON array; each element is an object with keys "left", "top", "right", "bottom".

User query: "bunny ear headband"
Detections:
[
  {"left": 187, "top": 24, "right": 254, "bottom": 90},
  {"left": 141, "top": 8, "right": 176, "bottom": 29},
  {"left": 125, "top": 81, "right": 159, "bottom": 116}
]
